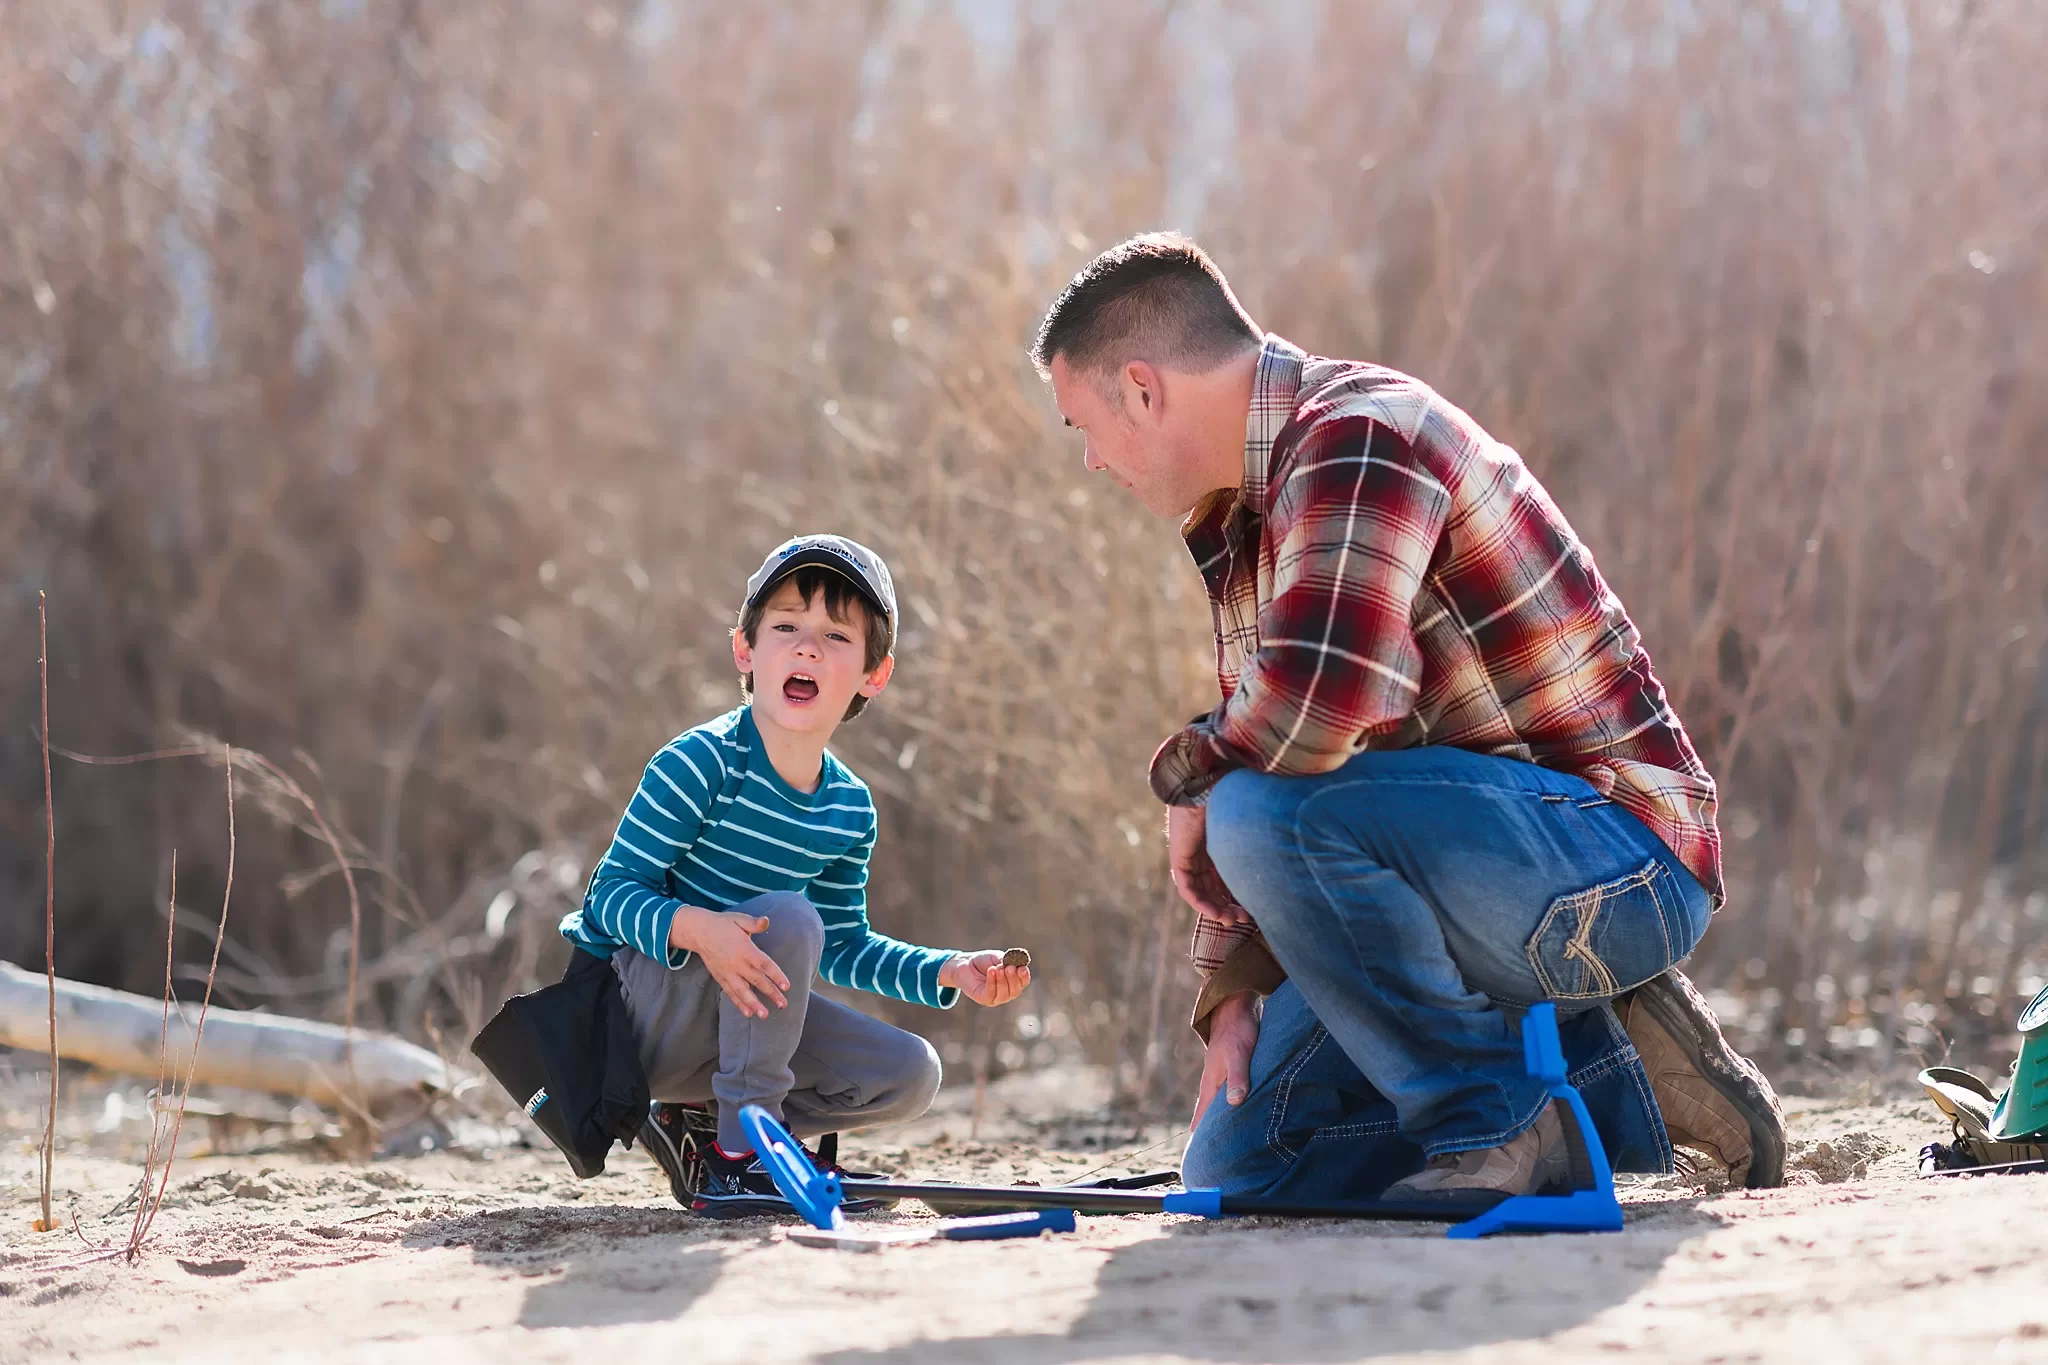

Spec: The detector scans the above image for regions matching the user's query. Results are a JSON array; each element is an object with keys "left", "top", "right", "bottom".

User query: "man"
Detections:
[{"left": 1032, "top": 233, "right": 1784, "bottom": 1204}]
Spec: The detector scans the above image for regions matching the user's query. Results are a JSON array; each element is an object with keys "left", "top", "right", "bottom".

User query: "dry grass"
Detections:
[{"left": 2, "top": 1, "right": 2044, "bottom": 1109}]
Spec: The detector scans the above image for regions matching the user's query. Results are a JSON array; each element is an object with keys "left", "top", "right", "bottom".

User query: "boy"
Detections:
[{"left": 558, "top": 534, "right": 1030, "bottom": 1212}]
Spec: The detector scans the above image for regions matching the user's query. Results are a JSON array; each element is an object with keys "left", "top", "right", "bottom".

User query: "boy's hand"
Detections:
[
  {"left": 939, "top": 951, "right": 1031, "bottom": 1007},
  {"left": 669, "top": 907, "right": 791, "bottom": 1019}
]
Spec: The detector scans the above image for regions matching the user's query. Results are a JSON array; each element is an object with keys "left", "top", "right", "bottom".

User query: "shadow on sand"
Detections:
[
  {"left": 818, "top": 1194, "right": 1726, "bottom": 1365},
  {"left": 404, "top": 1202, "right": 765, "bottom": 1330}
]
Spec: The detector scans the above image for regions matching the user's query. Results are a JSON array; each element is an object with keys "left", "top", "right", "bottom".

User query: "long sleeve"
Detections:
[
  {"left": 572, "top": 730, "right": 724, "bottom": 967},
  {"left": 812, "top": 817, "right": 960, "bottom": 1009},
  {"left": 1150, "top": 412, "right": 1449, "bottom": 809}
]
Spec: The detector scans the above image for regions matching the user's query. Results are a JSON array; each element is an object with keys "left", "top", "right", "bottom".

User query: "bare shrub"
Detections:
[{"left": 3, "top": 1, "right": 2043, "bottom": 1106}]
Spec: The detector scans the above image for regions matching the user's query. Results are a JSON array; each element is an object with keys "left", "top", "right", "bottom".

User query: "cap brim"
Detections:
[{"left": 750, "top": 549, "right": 890, "bottom": 617}]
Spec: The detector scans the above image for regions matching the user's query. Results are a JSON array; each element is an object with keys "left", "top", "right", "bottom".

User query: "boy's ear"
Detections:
[
  {"left": 732, "top": 628, "right": 754, "bottom": 675},
  {"left": 858, "top": 654, "right": 895, "bottom": 699}
]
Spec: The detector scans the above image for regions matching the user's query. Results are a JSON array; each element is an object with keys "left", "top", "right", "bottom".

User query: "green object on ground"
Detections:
[{"left": 1990, "top": 985, "right": 2048, "bottom": 1141}]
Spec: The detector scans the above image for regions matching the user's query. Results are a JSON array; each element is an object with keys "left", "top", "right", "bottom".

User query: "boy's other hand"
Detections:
[
  {"left": 1167, "top": 803, "right": 1251, "bottom": 927},
  {"left": 940, "top": 951, "right": 1031, "bottom": 1007},
  {"left": 669, "top": 907, "right": 791, "bottom": 1019}
]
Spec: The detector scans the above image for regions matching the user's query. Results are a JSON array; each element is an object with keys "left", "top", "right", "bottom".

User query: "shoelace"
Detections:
[{"left": 786, "top": 1140, "right": 852, "bottom": 1178}]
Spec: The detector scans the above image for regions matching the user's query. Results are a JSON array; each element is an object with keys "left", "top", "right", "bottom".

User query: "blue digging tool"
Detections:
[{"left": 739, "top": 1001, "right": 1623, "bottom": 1239}]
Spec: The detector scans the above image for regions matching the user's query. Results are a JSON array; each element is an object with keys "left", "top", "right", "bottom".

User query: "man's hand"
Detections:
[
  {"left": 1168, "top": 803, "right": 1251, "bottom": 926},
  {"left": 668, "top": 907, "right": 791, "bottom": 1019},
  {"left": 939, "top": 951, "right": 1032, "bottom": 1007},
  {"left": 1192, "top": 991, "right": 1260, "bottom": 1130}
]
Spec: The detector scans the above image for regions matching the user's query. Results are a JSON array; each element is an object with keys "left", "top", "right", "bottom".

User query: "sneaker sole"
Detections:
[
  {"left": 1634, "top": 970, "right": 1787, "bottom": 1188},
  {"left": 638, "top": 1113, "right": 696, "bottom": 1206},
  {"left": 688, "top": 1192, "right": 892, "bottom": 1221},
  {"left": 688, "top": 1191, "right": 799, "bottom": 1220}
]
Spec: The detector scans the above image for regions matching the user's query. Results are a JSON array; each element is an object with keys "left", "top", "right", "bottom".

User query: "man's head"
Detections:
[
  {"left": 1031, "top": 233, "right": 1263, "bottom": 519},
  {"left": 734, "top": 536, "right": 896, "bottom": 729}
]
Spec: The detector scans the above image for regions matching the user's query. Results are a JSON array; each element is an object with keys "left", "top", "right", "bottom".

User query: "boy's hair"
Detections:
[
  {"left": 734, "top": 566, "right": 894, "bottom": 721},
  {"left": 1029, "top": 232, "right": 1261, "bottom": 387}
]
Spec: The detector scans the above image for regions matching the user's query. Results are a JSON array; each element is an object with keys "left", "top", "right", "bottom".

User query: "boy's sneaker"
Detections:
[
  {"left": 1616, "top": 968, "right": 1787, "bottom": 1188},
  {"left": 689, "top": 1133, "right": 895, "bottom": 1220},
  {"left": 640, "top": 1102, "right": 718, "bottom": 1204},
  {"left": 695, "top": 1142, "right": 794, "bottom": 1206}
]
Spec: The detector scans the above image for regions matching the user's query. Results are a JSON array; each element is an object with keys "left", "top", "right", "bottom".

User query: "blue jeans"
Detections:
[{"left": 1183, "top": 746, "right": 1712, "bottom": 1197}]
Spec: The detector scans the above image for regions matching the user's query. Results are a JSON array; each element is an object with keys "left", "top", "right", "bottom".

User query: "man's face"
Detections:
[
  {"left": 1049, "top": 355, "right": 1199, "bottom": 520},
  {"left": 733, "top": 578, "right": 891, "bottom": 734}
]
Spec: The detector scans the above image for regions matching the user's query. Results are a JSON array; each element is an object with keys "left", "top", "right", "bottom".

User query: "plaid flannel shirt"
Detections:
[{"left": 1156, "top": 335, "right": 1723, "bottom": 989}]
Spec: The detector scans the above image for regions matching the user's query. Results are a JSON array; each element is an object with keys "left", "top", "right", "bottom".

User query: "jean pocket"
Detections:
[{"left": 1525, "top": 859, "right": 1680, "bottom": 1001}]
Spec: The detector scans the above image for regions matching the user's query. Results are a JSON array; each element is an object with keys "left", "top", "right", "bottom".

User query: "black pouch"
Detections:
[{"left": 470, "top": 949, "right": 649, "bottom": 1178}]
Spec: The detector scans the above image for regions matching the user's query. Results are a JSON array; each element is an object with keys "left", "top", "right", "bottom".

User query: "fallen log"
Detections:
[{"left": 0, "top": 959, "right": 464, "bottom": 1115}]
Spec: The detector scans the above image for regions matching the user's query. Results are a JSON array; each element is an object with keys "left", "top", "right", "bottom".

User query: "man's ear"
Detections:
[
  {"left": 858, "top": 653, "right": 895, "bottom": 698},
  {"left": 1124, "top": 360, "right": 1163, "bottom": 420},
  {"left": 732, "top": 628, "right": 754, "bottom": 675}
]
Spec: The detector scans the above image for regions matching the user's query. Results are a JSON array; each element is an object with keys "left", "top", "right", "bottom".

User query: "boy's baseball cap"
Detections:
[{"left": 744, "top": 534, "right": 896, "bottom": 622}]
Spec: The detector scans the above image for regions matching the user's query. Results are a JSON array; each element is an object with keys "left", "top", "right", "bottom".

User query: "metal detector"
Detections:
[{"left": 740, "top": 1001, "right": 1624, "bottom": 1240}]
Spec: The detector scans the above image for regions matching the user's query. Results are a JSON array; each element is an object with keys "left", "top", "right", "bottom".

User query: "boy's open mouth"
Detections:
[{"left": 782, "top": 673, "right": 820, "bottom": 704}]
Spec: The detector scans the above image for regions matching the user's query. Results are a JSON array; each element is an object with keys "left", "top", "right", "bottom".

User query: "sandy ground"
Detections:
[{"left": 5, "top": 1062, "right": 2048, "bottom": 1365}]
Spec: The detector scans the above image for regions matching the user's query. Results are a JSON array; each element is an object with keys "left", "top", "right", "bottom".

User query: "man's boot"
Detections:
[
  {"left": 1616, "top": 967, "right": 1786, "bottom": 1188},
  {"left": 1385, "top": 1099, "right": 1574, "bottom": 1204}
]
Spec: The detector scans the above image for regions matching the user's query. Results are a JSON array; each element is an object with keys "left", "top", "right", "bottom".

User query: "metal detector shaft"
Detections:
[
  {"left": 837, "top": 1179, "right": 1482, "bottom": 1223},
  {"left": 838, "top": 1181, "right": 1176, "bottom": 1215}
]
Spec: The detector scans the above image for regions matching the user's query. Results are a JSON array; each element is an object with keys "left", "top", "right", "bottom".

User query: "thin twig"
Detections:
[
  {"left": 51, "top": 737, "right": 369, "bottom": 1111},
  {"left": 127, "top": 853, "right": 179, "bottom": 1256},
  {"left": 69, "top": 1207, "right": 105, "bottom": 1251},
  {"left": 1066, "top": 1126, "right": 1192, "bottom": 1185},
  {"left": 226, "top": 746, "right": 368, "bottom": 1103},
  {"left": 38, "top": 591, "right": 57, "bottom": 1235},
  {"left": 48, "top": 742, "right": 214, "bottom": 766},
  {"left": 334, "top": 1207, "right": 400, "bottom": 1225},
  {"left": 129, "top": 749, "right": 236, "bottom": 1259},
  {"left": 246, "top": 750, "right": 365, "bottom": 1064}
]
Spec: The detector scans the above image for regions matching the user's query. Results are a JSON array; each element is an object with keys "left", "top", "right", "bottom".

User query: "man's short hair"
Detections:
[
  {"left": 734, "top": 566, "right": 894, "bottom": 721},
  {"left": 1030, "top": 232, "right": 1261, "bottom": 385}
]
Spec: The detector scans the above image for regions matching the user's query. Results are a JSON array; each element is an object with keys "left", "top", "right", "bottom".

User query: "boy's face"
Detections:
[{"left": 733, "top": 577, "right": 893, "bottom": 735}]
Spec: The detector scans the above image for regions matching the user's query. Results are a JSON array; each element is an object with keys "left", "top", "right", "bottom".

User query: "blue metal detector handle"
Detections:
[
  {"left": 740, "top": 1105, "right": 847, "bottom": 1230},
  {"left": 1447, "top": 1002, "right": 1623, "bottom": 1237}
]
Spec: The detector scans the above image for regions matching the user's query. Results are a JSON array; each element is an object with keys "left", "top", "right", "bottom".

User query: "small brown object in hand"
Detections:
[{"left": 1002, "top": 948, "right": 1031, "bottom": 970}]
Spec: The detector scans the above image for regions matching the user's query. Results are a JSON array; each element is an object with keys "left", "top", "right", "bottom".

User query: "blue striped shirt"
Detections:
[{"left": 560, "top": 707, "right": 958, "bottom": 1009}]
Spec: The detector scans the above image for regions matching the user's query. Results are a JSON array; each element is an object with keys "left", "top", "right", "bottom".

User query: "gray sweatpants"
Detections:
[{"left": 609, "top": 891, "right": 943, "bottom": 1153}]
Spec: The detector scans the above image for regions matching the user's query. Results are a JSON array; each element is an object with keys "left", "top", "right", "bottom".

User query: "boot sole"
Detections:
[{"left": 1633, "top": 971, "right": 1787, "bottom": 1188}]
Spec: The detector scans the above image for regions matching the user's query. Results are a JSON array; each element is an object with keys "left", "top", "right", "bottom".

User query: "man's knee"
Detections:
[
  {"left": 745, "top": 892, "right": 825, "bottom": 962},
  {"left": 1179, "top": 1102, "right": 1270, "bottom": 1195},
  {"left": 1203, "top": 769, "right": 1290, "bottom": 883}
]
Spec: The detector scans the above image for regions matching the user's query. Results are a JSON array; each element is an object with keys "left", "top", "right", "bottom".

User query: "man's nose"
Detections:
[{"left": 1082, "top": 443, "right": 1106, "bottom": 473}]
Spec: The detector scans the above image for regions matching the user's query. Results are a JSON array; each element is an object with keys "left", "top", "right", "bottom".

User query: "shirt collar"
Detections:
[
  {"left": 1178, "top": 333, "right": 1308, "bottom": 568},
  {"left": 1240, "top": 332, "right": 1307, "bottom": 515}
]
